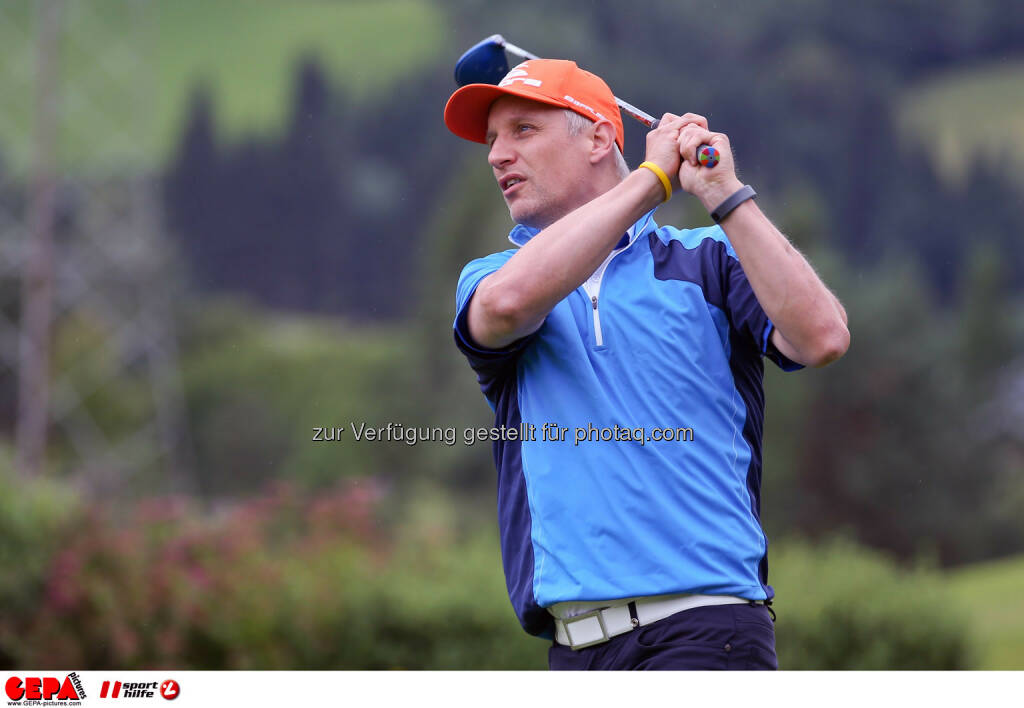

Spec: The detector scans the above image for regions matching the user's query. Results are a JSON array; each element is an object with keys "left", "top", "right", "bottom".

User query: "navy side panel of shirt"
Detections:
[{"left": 650, "top": 232, "right": 799, "bottom": 597}]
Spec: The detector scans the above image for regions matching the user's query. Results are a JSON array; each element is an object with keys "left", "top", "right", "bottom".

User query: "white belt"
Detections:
[{"left": 551, "top": 593, "right": 750, "bottom": 650}]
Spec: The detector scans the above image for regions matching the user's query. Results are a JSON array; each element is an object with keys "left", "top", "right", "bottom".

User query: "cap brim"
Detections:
[{"left": 444, "top": 83, "right": 572, "bottom": 145}]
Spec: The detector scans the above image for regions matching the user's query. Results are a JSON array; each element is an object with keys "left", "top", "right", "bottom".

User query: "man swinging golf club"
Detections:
[{"left": 444, "top": 57, "right": 849, "bottom": 670}]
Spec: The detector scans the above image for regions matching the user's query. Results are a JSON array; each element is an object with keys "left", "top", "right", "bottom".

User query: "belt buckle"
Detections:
[{"left": 563, "top": 607, "right": 611, "bottom": 650}]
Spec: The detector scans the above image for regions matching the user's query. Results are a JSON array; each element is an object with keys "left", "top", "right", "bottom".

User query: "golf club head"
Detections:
[{"left": 454, "top": 34, "right": 509, "bottom": 86}]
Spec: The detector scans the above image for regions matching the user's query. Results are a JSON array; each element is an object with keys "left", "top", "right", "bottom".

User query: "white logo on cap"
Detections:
[
  {"left": 563, "top": 94, "right": 606, "bottom": 121},
  {"left": 499, "top": 65, "right": 542, "bottom": 88}
]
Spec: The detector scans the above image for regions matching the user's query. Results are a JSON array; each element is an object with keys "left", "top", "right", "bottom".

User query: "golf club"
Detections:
[{"left": 454, "top": 34, "right": 719, "bottom": 168}]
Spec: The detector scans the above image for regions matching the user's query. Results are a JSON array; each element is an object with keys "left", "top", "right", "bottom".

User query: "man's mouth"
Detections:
[{"left": 500, "top": 175, "right": 526, "bottom": 196}]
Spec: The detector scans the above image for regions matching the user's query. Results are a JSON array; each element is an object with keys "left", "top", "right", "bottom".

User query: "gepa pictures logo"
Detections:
[{"left": 5, "top": 673, "right": 86, "bottom": 702}]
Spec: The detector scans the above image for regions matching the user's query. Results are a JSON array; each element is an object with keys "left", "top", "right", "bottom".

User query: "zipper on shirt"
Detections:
[
  {"left": 579, "top": 215, "right": 653, "bottom": 347},
  {"left": 581, "top": 244, "right": 622, "bottom": 347},
  {"left": 590, "top": 294, "right": 603, "bottom": 345}
]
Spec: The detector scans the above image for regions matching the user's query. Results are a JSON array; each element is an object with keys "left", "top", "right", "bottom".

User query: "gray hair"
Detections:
[{"left": 563, "top": 109, "right": 630, "bottom": 179}]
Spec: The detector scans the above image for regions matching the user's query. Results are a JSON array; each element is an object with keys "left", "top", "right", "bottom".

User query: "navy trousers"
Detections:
[{"left": 548, "top": 602, "right": 778, "bottom": 670}]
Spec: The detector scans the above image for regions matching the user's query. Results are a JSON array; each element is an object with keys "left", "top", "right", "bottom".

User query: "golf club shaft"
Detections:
[{"left": 495, "top": 35, "right": 660, "bottom": 127}]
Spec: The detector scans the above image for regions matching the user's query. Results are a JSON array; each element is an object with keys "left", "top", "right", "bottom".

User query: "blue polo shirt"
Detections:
[{"left": 453, "top": 211, "right": 801, "bottom": 638}]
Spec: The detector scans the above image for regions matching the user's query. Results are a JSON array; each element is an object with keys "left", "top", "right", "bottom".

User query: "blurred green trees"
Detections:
[
  {"left": 761, "top": 239, "right": 1023, "bottom": 564},
  {"left": 178, "top": 300, "right": 417, "bottom": 497}
]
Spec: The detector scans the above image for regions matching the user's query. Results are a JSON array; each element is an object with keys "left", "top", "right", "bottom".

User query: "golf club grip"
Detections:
[{"left": 648, "top": 119, "right": 718, "bottom": 169}]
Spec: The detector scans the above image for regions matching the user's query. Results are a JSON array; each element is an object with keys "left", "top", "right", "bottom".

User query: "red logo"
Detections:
[
  {"left": 5, "top": 675, "right": 84, "bottom": 701},
  {"left": 159, "top": 680, "right": 179, "bottom": 700}
]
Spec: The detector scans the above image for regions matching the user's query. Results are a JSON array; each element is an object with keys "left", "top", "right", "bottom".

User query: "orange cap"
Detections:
[{"left": 444, "top": 59, "right": 625, "bottom": 152}]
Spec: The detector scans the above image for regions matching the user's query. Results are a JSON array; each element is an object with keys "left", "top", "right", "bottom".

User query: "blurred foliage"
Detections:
[
  {"left": 411, "top": 152, "right": 521, "bottom": 493},
  {"left": 178, "top": 299, "right": 418, "bottom": 497},
  {"left": 771, "top": 538, "right": 973, "bottom": 669},
  {"left": 50, "top": 308, "right": 154, "bottom": 441},
  {"left": 947, "top": 554, "right": 1024, "bottom": 670},
  {"left": 0, "top": 478, "right": 544, "bottom": 670},
  {"left": 762, "top": 238, "right": 1024, "bottom": 564},
  {"left": 0, "top": 454, "right": 84, "bottom": 667},
  {"left": 0, "top": 472, "right": 986, "bottom": 670}
]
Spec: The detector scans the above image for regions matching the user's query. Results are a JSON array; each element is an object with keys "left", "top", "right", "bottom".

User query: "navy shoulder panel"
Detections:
[{"left": 649, "top": 226, "right": 730, "bottom": 312}]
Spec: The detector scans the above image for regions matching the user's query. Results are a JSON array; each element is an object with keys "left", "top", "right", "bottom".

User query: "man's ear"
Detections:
[{"left": 588, "top": 119, "right": 617, "bottom": 164}]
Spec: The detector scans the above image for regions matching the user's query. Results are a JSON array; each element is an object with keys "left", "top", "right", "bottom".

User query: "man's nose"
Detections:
[{"left": 488, "top": 135, "right": 515, "bottom": 170}]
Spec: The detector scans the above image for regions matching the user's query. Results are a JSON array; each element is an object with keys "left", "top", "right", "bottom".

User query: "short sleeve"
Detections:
[
  {"left": 723, "top": 249, "right": 803, "bottom": 372},
  {"left": 453, "top": 250, "right": 541, "bottom": 383}
]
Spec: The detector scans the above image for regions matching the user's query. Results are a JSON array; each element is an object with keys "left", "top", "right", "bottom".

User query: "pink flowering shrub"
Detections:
[{"left": 2, "top": 477, "right": 543, "bottom": 670}]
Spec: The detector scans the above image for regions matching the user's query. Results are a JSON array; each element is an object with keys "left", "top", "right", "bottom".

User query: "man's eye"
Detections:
[{"left": 517, "top": 124, "right": 534, "bottom": 133}]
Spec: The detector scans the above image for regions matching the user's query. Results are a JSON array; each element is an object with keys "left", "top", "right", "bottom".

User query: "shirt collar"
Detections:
[{"left": 507, "top": 208, "right": 659, "bottom": 248}]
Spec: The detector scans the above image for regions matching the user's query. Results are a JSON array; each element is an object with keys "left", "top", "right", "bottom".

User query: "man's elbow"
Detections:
[
  {"left": 477, "top": 280, "right": 530, "bottom": 333},
  {"left": 807, "top": 320, "right": 850, "bottom": 367},
  {"left": 472, "top": 280, "right": 542, "bottom": 347}
]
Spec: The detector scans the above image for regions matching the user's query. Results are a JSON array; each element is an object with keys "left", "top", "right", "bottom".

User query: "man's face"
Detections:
[{"left": 485, "top": 96, "right": 593, "bottom": 229}]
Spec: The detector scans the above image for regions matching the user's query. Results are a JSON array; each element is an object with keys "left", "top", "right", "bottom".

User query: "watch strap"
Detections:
[{"left": 711, "top": 184, "right": 757, "bottom": 224}]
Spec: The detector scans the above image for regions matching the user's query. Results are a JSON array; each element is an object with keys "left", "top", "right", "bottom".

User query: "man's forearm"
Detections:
[
  {"left": 710, "top": 190, "right": 849, "bottom": 366},
  {"left": 469, "top": 168, "right": 664, "bottom": 349}
]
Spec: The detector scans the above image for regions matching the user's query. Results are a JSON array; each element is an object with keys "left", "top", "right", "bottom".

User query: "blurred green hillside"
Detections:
[
  {"left": 898, "top": 59, "right": 1024, "bottom": 189},
  {"left": 948, "top": 554, "right": 1024, "bottom": 670},
  {"left": 0, "top": 0, "right": 444, "bottom": 171}
]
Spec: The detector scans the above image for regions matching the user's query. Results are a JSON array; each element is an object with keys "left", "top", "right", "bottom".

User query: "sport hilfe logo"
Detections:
[
  {"left": 99, "top": 679, "right": 179, "bottom": 700},
  {"left": 5, "top": 673, "right": 86, "bottom": 701}
]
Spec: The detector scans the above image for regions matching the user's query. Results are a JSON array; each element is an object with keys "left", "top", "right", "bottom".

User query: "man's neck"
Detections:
[{"left": 528, "top": 170, "right": 628, "bottom": 230}]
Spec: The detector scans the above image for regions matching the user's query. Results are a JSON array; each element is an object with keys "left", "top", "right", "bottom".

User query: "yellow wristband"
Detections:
[{"left": 638, "top": 161, "right": 672, "bottom": 202}]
